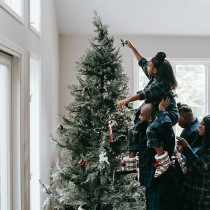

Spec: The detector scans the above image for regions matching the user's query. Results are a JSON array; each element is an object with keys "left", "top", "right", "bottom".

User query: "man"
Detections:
[
  {"left": 138, "top": 102, "right": 178, "bottom": 210},
  {"left": 177, "top": 103, "right": 199, "bottom": 145}
]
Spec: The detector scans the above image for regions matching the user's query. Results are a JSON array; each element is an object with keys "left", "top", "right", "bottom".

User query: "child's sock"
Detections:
[
  {"left": 174, "top": 150, "right": 187, "bottom": 174},
  {"left": 154, "top": 151, "right": 171, "bottom": 178}
]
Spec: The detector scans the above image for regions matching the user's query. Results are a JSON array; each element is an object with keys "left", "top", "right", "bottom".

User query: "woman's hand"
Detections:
[
  {"left": 176, "top": 136, "right": 189, "bottom": 148},
  {"left": 159, "top": 97, "right": 170, "bottom": 111}
]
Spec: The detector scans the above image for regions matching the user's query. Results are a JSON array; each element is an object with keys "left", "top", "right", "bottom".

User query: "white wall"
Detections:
[
  {"left": 59, "top": 35, "right": 210, "bottom": 115},
  {"left": 0, "top": 0, "right": 59, "bottom": 209}
]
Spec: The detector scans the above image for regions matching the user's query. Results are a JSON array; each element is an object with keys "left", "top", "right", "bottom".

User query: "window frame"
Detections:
[
  {"left": 0, "top": 35, "right": 26, "bottom": 210},
  {"left": 0, "top": 0, "right": 24, "bottom": 24},
  {"left": 133, "top": 57, "right": 210, "bottom": 115}
]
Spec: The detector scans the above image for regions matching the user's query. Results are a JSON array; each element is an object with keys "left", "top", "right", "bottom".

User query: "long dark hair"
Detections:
[
  {"left": 203, "top": 115, "right": 210, "bottom": 149},
  {"left": 151, "top": 52, "right": 178, "bottom": 89},
  {"left": 192, "top": 115, "right": 210, "bottom": 150}
]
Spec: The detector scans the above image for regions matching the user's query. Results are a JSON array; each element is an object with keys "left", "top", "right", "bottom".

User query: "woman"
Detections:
[{"left": 177, "top": 115, "right": 210, "bottom": 210}]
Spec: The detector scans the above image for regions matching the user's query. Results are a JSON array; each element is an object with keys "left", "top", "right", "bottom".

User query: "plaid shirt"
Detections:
[
  {"left": 138, "top": 57, "right": 178, "bottom": 125},
  {"left": 139, "top": 111, "right": 177, "bottom": 187},
  {"left": 180, "top": 118, "right": 199, "bottom": 145},
  {"left": 182, "top": 145, "right": 210, "bottom": 209}
]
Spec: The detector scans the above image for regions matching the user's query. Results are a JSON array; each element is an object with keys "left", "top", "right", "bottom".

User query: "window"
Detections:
[
  {"left": 171, "top": 61, "right": 209, "bottom": 135},
  {"left": 134, "top": 58, "right": 210, "bottom": 135},
  {"left": 30, "top": 54, "right": 41, "bottom": 210},
  {"left": 29, "top": 0, "right": 41, "bottom": 34},
  {"left": 0, "top": 52, "right": 12, "bottom": 210},
  {"left": 0, "top": 0, "right": 23, "bottom": 20}
]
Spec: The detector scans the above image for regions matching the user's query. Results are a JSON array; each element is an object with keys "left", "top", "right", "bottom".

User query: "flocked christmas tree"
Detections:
[{"left": 43, "top": 12, "right": 145, "bottom": 210}]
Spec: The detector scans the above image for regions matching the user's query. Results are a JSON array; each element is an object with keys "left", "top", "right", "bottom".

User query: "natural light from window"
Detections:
[
  {"left": 175, "top": 65, "right": 206, "bottom": 135},
  {"left": 30, "top": 0, "right": 41, "bottom": 33},
  {"left": 0, "top": 63, "right": 11, "bottom": 210},
  {"left": 30, "top": 56, "right": 41, "bottom": 210},
  {"left": 2, "top": 0, "right": 23, "bottom": 16}
]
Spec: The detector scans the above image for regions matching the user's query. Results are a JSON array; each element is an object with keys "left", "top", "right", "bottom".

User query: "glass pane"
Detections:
[
  {"left": 176, "top": 65, "right": 206, "bottom": 135},
  {"left": 30, "top": 0, "right": 41, "bottom": 32},
  {"left": 30, "top": 58, "right": 40, "bottom": 210},
  {"left": 138, "top": 67, "right": 149, "bottom": 107},
  {"left": 0, "top": 65, "right": 7, "bottom": 210},
  {"left": 2, "top": 0, "right": 22, "bottom": 16}
]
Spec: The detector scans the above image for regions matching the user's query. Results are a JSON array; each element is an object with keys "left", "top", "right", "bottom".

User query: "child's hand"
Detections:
[
  {"left": 116, "top": 99, "right": 128, "bottom": 109},
  {"left": 158, "top": 97, "right": 170, "bottom": 111},
  {"left": 123, "top": 39, "right": 134, "bottom": 49}
]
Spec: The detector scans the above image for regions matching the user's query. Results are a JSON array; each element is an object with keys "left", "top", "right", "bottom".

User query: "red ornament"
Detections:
[
  {"left": 108, "top": 121, "right": 113, "bottom": 142},
  {"left": 79, "top": 159, "right": 86, "bottom": 166}
]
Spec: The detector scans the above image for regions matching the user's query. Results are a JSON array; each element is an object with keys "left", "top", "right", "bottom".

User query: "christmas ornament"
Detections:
[
  {"left": 120, "top": 39, "right": 127, "bottom": 47},
  {"left": 108, "top": 121, "right": 113, "bottom": 142},
  {"left": 99, "top": 151, "right": 109, "bottom": 165},
  {"left": 57, "top": 124, "right": 63, "bottom": 131},
  {"left": 79, "top": 159, "right": 86, "bottom": 166}
]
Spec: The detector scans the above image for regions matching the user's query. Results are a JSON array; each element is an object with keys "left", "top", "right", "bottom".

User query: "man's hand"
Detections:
[{"left": 159, "top": 97, "right": 170, "bottom": 111}]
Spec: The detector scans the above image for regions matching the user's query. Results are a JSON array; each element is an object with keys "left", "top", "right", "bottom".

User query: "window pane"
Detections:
[
  {"left": 0, "top": 65, "right": 10, "bottom": 210},
  {"left": 30, "top": 57, "right": 41, "bottom": 210},
  {"left": 176, "top": 65, "right": 206, "bottom": 134},
  {"left": 30, "top": 0, "right": 41, "bottom": 32},
  {"left": 137, "top": 67, "right": 149, "bottom": 107},
  {"left": 2, "top": 0, "right": 23, "bottom": 16}
]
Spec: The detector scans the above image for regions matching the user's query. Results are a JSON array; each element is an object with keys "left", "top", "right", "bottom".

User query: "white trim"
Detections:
[
  {"left": 0, "top": 36, "right": 27, "bottom": 210},
  {"left": 0, "top": 0, "right": 24, "bottom": 24}
]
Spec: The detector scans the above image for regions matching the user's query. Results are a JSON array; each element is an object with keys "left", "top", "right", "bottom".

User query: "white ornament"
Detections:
[{"left": 99, "top": 151, "right": 109, "bottom": 165}]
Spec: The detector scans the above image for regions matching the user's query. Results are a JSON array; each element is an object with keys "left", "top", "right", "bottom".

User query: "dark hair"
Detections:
[
  {"left": 203, "top": 115, "right": 210, "bottom": 149},
  {"left": 177, "top": 102, "right": 192, "bottom": 113},
  {"left": 151, "top": 52, "right": 178, "bottom": 89}
]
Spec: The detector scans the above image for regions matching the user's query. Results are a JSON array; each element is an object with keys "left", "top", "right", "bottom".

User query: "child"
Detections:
[{"left": 117, "top": 40, "right": 178, "bottom": 178}]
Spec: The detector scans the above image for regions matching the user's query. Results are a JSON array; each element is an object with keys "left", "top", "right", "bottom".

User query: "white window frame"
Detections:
[
  {"left": 0, "top": 52, "right": 12, "bottom": 210},
  {"left": 0, "top": 0, "right": 24, "bottom": 24},
  {"left": 133, "top": 58, "right": 210, "bottom": 115},
  {"left": 0, "top": 35, "right": 26, "bottom": 210},
  {"left": 29, "top": 52, "right": 41, "bottom": 210},
  {"left": 29, "top": 0, "right": 41, "bottom": 36}
]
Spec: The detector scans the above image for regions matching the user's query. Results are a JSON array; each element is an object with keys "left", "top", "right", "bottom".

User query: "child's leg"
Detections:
[{"left": 154, "top": 149, "right": 171, "bottom": 178}]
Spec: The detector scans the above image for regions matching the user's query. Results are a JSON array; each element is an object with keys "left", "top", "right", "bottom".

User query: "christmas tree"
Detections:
[{"left": 43, "top": 12, "right": 145, "bottom": 210}]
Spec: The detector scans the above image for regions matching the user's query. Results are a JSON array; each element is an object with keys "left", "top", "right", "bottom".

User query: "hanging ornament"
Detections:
[
  {"left": 108, "top": 122, "right": 113, "bottom": 142},
  {"left": 79, "top": 159, "right": 86, "bottom": 167},
  {"left": 99, "top": 151, "right": 109, "bottom": 165},
  {"left": 120, "top": 39, "right": 127, "bottom": 47},
  {"left": 57, "top": 124, "right": 63, "bottom": 131}
]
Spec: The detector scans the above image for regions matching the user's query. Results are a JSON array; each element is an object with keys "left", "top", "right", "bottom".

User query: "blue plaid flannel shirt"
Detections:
[
  {"left": 182, "top": 145, "right": 210, "bottom": 208},
  {"left": 180, "top": 118, "right": 199, "bottom": 145},
  {"left": 139, "top": 111, "right": 178, "bottom": 187},
  {"left": 138, "top": 57, "right": 178, "bottom": 125}
]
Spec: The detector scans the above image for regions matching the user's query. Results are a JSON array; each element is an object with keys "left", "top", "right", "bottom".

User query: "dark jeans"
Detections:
[{"left": 146, "top": 186, "right": 177, "bottom": 210}]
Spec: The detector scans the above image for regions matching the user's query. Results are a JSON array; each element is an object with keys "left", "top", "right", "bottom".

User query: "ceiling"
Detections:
[{"left": 54, "top": 0, "right": 210, "bottom": 36}]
